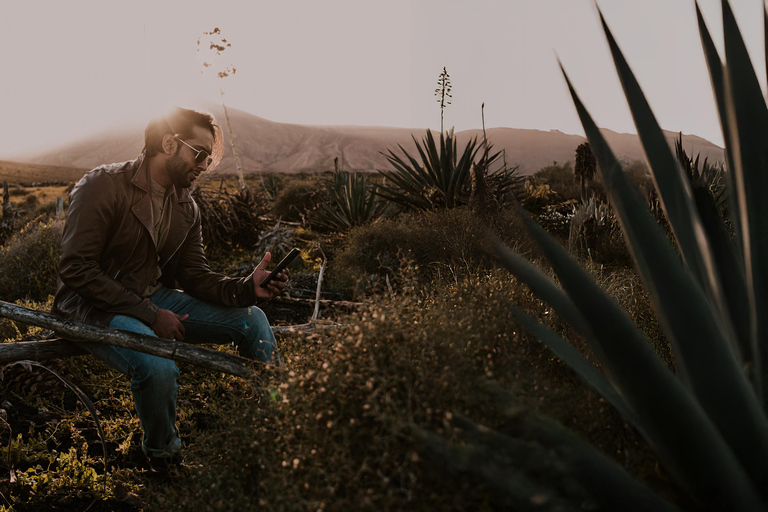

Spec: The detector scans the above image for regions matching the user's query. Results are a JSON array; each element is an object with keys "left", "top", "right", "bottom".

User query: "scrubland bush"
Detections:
[
  {"left": 531, "top": 162, "right": 590, "bottom": 202},
  {"left": 531, "top": 160, "right": 653, "bottom": 205},
  {"left": 145, "top": 268, "right": 662, "bottom": 511},
  {"left": 329, "top": 206, "right": 541, "bottom": 294},
  {"left": 0, "top": 215, "right": 63, "bottom": 302},
  {"left": 568, "top": 197, "right": 631, "bottom": 266},
  {"left": 272, "top": 180, "right": 326, "bottom": 223}
]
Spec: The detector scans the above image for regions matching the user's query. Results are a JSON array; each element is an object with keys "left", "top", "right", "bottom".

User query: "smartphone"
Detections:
[{"left": 259, "top": 248, "right": 301, "bottom": 288}]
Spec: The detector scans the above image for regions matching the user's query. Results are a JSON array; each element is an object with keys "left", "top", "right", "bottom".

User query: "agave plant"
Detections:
[
  {"left": 314, "top": 169, "right": 389, "bottom": 232},
  {"left": 674, "top": 132, "right": 728, "bottom": 216},
  {"left": 377, "top": 129, "right": 522, "bottom": 212},
  {"left": 427, "top": 1, "right": 768, "bottom": 510}
]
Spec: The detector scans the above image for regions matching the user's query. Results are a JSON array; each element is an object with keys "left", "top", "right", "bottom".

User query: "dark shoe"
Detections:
[{"left": 148, "top": 453, "right": 183, "bottom": 483}]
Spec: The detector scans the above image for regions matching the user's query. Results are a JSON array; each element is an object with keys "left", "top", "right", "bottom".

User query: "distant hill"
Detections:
[
  {"left": 5, "top": 103, "right": 724, "bottom": 177},
  {"left": 0, "top": 160, "right": 88, "bottom": 185}
]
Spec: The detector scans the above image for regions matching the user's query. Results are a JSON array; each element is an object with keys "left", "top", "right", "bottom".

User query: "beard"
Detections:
[{"left": 165, "top": 149, "right": 196, "bottom": 189}]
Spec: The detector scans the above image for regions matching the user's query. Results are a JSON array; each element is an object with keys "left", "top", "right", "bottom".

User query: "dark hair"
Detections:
[{"left": 142, "top": 107, "right": 217, "bottom": 157}]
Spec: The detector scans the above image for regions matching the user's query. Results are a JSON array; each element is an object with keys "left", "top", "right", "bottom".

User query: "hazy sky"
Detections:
[{"left": 1, "top": 0, "right": 765, "bottom": 157}]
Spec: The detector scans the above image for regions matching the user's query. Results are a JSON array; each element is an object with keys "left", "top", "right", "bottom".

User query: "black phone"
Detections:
[{"left": 259, "top": 248, "right": 300, "bottom": 288}]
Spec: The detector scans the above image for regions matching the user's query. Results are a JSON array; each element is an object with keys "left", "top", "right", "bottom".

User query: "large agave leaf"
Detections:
[
  {"left": 563, "top": 59, "right": 768, "bottom": 502},
  {"left": 695, "top": 6, "right": 753, "bottom": 371},
  {"left": 596, "top": 11, "right": 768, "bottom": 494},
  {"left": 507, "top": 305, "right": 641, "bottom": 430},
  {"left": 491, "top": 238, "right": 592, "bottom": 337},
  {"left": 720, "top": 0, "right": 768, "bottom": 409},
  {"left": 508, "top": 196, "right": 762, "bottom": 508},
  {"left": 598, "top": 12, "right": 724, "bottom": 312},
  {"left": 765, "top": 3, "right": 768, "bottom": 86},
  {"left": 451, "top": 414, "right": 683, "bottom": 512},
  {"left": 695, "top": 3, "right": 741, "bottom": 253},
  {"left": 413, "top": 426, "right": 584, "bottom": 511},
  {"left": 688, "top": 183, "right": 752, "bottom": 365}
]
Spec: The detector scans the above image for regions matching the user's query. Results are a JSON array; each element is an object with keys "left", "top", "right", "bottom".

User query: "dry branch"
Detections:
[
  {"left": 270, "top": 296, "right": 364, "bottom": 309},
  {"left": 0, "top": 339, "right": 87, "bottom": 363},
  {"left": 312, "top": 249, "right": 328, "bottom": 323},
  {"left": 272, "top": 322, "right": 344, "bottom": 334},
  {"left": 0, "top": 301, "right": 256, "bottom": 377}
]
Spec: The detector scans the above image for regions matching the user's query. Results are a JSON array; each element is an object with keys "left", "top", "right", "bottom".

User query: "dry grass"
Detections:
[
  {"left": 0, "top": 160, "right": 87, "bottom": 185},
  {"left": 139, "top": 267, "right": 669, "bottom": 511},
  {"left": 0, "top": 173, "right": 681, "bottom": 510}
]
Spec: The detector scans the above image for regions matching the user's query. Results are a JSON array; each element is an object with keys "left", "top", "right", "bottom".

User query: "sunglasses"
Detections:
[{"left": 176, "top": 137, "right": 213, "bottom": 167}]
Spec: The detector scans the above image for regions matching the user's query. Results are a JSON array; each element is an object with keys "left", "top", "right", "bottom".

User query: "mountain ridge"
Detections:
[{"left": 4, "top": 103, "right": 724, "bottom": 176}]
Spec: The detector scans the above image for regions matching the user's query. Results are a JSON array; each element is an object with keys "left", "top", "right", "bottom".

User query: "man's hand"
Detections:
[
  {"left": 151, "top": 309, "right": 189, "bottom": 341},
  {"left": 252, "top": 252, "right": 289, "bottom": 301}
]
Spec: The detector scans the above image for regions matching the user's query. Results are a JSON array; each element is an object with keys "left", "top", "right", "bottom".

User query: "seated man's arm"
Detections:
[
  {"left": 58, "top": 172, "right": 159, "bottom": 324},
  {"left": 173, "top": 209, "right": 285, "bottom": 306}
]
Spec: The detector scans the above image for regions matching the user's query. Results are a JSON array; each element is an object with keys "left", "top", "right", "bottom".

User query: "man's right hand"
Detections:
[{"left": 150, "top": 309, "right": 189, "bottom": 341}]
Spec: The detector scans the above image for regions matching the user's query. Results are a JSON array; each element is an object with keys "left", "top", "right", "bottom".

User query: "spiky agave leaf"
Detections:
[
  {"left": 718, "top": 0, "right": 768, "bottom": 409},
  {"left": 595, "top": 8, "right": 768, "bottom": 496},
  {"left": 695, "top": 3, "right": 742, "bottom": 258},
  {"left": 496, "top": 201, "right": 763, "bottom": 510},
  {"left": 377, "top": 130, "right": 479, "bottom": 210},
  {"left": 451, "top": 413, "right": 682, "bottom": 512},
  {"left": 315, "top": 170, "right": 389, "bottom": 231},
  {"left": 492, "top": 2, "right": 768, "bottom": 508}
]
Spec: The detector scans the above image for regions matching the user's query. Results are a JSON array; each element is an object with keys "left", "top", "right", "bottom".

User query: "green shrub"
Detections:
[
  {"left": 531, "top": 162, "right": 584, "bottom": 202},
  {"left": 271, "top": 180, "right": 326, "bottom": 223},
  {"left": 0, "top": 215, "right": 63, "bottom": 302},
  {"left": 191, "top": 186, "right": 270, "bottom": 253},
  {"left": 144, "top": 269, "right": 660, "bottom": 511},
  {"left": 329, "top": 207, "right": 540, "bottom": 295},
  {"left": 22, "top": 193, "right": 39, "bottom": 209}
]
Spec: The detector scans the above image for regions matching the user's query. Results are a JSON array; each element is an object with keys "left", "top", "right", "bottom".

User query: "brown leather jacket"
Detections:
[{"left": 52, "top": 155, "right": 257, "bottom": 326}]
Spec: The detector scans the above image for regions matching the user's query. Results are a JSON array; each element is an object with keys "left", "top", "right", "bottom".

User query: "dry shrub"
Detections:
[
  {"left": 191, "top": 186, "right": 270, "bottom": 252},
  {"left": 591, "top": 262, "right": 672, "bottom": 367},
  {"left": 146, "top": 269, "right": 662, "bottom": 511},
  {"left": 0, "top": 214, "right": 63, "bottom": 302},
  {"left": 329, "top": 206, "right": 541, "bottom": 294},
  {"left": 272, "top": 180, "right": 326, "bottom": 223}
]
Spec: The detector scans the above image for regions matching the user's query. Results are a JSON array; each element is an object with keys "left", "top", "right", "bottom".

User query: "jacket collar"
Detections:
[
  {"left": 130, "top": 154, "right": 195, "bottom": 252},
  {"left": 130, "top": 153, "right": 194, "bottom": 203}
]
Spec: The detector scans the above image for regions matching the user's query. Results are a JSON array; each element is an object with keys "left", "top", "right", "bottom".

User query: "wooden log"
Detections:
[
  {"left": 0, "top": 301, "right": 256, "bottom": 378},
  {"left": 0, "top": 339, "right": 87, "bottom": 364},
  {"left": 0, "top": 321, "right": 343, "bottom": 365}
]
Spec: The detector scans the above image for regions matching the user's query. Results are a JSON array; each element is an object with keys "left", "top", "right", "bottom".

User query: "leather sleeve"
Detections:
[
  {"left": 58, "top": 172, "right": 159, "bottom": 324},
  {"left": 174, "top": 206, "right": 258, "bottom": 308}
]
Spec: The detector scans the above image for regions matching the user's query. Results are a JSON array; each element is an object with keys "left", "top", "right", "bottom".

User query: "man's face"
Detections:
[{"left": 165, "top": 124, "right": 214, "bottom": 189}]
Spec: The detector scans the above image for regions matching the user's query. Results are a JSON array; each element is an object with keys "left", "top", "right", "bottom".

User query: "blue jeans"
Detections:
[{"left": 79, "top": 287, "right": 279, "bottom": 458}]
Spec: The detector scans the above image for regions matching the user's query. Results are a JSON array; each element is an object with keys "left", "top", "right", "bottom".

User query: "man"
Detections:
[{"left": 52, "top": 107, "right": 287, "bottom": 474}]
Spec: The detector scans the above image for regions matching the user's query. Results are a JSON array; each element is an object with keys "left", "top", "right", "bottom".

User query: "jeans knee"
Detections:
[
  {"left": 243, "top": 306, "right": 274, "bottom": 344},
  {"left": 131, "top": 357, "right": 179, "bottom": 391}
]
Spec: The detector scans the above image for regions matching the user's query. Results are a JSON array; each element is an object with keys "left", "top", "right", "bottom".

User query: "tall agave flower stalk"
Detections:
[
  {"left": 197, "top": 28, "right": 247, "bottom": 190},
  {"left": 457, "top": 0, "right": 768, "bottom": 510}
]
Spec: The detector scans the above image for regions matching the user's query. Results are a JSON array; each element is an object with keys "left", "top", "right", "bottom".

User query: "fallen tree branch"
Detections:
[
  {"left": 272, "top": 322, "right": 344, "bottom": 334},
  {"left": 269, "top": 296, "right": 364, "bottom": 309},
  {"left": 312, "top": 248, "right": 328, "bottom": 323},
  {"left": 0, "top": 339, "right": 87, "bottom": 363},
  {"left": 0, "top": 301, "right": 256, "bottom": 377}
]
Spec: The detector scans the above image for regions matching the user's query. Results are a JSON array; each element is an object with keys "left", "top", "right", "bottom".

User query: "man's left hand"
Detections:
[{"left": 252, "top": 252, "right": 289, "bottom": 301}]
